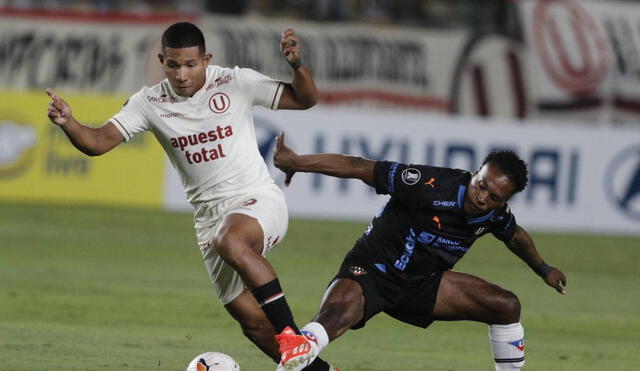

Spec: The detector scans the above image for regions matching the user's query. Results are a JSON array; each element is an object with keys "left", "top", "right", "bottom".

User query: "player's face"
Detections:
[
  {"left": 463, "top": 162, "right": 515, "bottom": 215},
  {"left": 159, "top": 46, "right": 212, "bottom": 97}
]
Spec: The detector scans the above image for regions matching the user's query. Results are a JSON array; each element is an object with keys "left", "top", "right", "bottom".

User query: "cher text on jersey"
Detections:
[{"left": 169, "top": 124, "right": 233, "bottom": 164}]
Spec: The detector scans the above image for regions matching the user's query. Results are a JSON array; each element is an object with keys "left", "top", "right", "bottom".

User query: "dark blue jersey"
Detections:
[{"left": 348, "top": 161, "right": 517, "bottom": 280}]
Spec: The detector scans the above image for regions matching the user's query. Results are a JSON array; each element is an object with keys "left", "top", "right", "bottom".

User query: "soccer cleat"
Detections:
[
  {"left": 328, "top": 366, "right": 340, "bottom": 371},
  {"left": 275, "top": 326, "right": 319, "bottom": 371}
]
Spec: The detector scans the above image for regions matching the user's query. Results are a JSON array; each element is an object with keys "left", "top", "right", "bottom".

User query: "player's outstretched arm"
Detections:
[
  {"left": 505, "top": 225, "right": 567, "bottom": 294},
  {"left": 277, "top": 28, "right": 318, "bottom": 110},
  {"left": 273, "top": 131, "right": 375, "bottom": 186},
  {"left": 46, "top": 88, "right": 124, "bottom": 156}
]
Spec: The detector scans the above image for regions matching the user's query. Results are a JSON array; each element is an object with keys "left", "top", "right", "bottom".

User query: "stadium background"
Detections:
[{"left": 1, "top": 0, "right": 639, "bottom": 370}]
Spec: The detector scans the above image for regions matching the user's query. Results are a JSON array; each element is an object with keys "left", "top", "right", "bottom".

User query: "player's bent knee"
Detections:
[
  {"left": 212, "top": 232, "right": 249, "bottom": 263},
  {"left": 494, "top": 290, "right": 521, "bottom": 324}
]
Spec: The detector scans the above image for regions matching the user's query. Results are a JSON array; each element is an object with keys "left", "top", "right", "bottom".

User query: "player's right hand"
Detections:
[
  {"left": 46, "top": 88, "right": 72, "bottom": 126},
  {"left": 273, "top": 131, "right": 297, "bottom": 186},
  {"left": 544, "top": 267, "right": 567, "bottom": 295}
]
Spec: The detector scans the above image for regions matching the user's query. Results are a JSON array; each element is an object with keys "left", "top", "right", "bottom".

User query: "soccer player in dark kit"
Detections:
[{"left": 271, "top": 132, "right": 567, "bottom": 371}]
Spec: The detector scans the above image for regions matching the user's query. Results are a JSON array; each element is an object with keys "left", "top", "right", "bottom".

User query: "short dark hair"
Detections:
[
  {"left": 482, "top": 150, "right": 528, "bottom": 194},
  {"left": 161, "top": 22, "right": 206, "bottom": 55}
]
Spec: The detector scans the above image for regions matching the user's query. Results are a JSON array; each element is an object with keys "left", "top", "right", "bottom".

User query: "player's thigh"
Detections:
[
  {"left": 222, "top": 186, "right": 288, "bottom": 255},
  {"left": 432, "top": 270, "right": 520, "bottom": 324}
]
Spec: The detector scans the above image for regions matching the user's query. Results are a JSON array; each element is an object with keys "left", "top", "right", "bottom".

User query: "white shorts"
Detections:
[{"left": 195, "top": 184, "right": 288, "bottom": 305}]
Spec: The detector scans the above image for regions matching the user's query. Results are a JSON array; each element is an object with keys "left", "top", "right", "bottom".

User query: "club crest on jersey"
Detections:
[
  {"left": 209, "top": 93, "right": 230, "bottom": 113},
  {"left": 401, "top": 168, "right": 421, "bottom": 185},
  {"left": 509, "top": 339, "right": 525, "bottom": 351},
  {"left": 349, "top": 265, "right": 367, "bottom": 276}
]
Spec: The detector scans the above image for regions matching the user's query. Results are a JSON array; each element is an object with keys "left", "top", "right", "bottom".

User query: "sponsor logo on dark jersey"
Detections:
[
  {"left": 417, "top": 231, "right": 468, "bottom": 253},
  {"left": 425, "top": 177, "right": 436, "bottom": 188},
  {"left": 349, "top": 265, "right": 367, "bottom": 276},
  {"left": 433, "top": 200, "right": 456, "bottom": 207},
  {"left": 401, "top": 168, "right": 421, "bottom": 185}
]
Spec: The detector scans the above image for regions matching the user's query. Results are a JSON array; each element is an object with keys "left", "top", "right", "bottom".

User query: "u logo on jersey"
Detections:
[{"left": 209, "top": 93, "right": 230, "bottom": 113}]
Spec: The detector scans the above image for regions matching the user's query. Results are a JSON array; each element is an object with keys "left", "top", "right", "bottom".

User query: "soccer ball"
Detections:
[{"left": 185, "top": 352, "right": 241, "bottom": 371}]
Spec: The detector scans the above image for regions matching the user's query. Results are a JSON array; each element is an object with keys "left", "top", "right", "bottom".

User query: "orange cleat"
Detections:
[{"left": 275, "top": 326, "right": 319, "bottom": 371}]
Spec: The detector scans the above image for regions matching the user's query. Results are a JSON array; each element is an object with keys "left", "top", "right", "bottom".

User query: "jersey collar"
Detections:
[{"left": 456, "top": 184, "right": 495, "bottom": 224}]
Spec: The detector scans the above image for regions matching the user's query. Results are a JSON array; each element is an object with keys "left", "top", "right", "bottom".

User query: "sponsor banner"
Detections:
[
  {"left": 162, "top": 107, "right": 640, "bottom": 235},
  {"left": 521, "top": 0, "right": 640, "bottom": 123},
  {"left": 0, "top": 90, "right": 164, "bottom": 207},
  {"left": 0, "top": 15, "right": 166, "bottom": 93},
  {"left": 0, "top": 13, "right": 464, "bottom": 110},
  {"left": 200, "top": 16, "right": 464, "bottom": 110}
]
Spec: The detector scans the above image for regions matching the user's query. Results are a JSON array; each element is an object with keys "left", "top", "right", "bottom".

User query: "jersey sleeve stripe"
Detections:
[
  {"left": 112, "top": 117, "right": 132, "bottom": 142},
  {"left": 388, "top": 162, "right": 399, "bottom": 193},
  {"left": 270, "top": 81, "right": 284, "bottom": 110}
]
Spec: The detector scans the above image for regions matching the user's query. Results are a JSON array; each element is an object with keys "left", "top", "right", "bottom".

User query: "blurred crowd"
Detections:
[{"left": 0, "top": 0, "right": 516, "bottom": 31}]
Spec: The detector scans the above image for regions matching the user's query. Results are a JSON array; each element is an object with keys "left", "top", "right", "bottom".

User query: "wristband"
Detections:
[
  {"left": 533, "top": 261, "right": 551, "bottom": 277},
  {"left": 288, "top": 57, "right": 302, "bottom": 70}
]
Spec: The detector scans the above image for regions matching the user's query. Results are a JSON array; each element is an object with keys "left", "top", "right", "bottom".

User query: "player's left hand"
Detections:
[
  {"left": 280, "top": 29, "right": 302, "bottom": 69},
  {"left": 273, "top": 131, "right": 297, "bottom": 186},
  {"left": 544, "top": 267, "right": 567, "bottom": 295}
]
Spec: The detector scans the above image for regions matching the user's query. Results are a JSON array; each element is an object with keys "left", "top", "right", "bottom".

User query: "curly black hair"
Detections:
[
  {"left": 161, "top": 22, "right": 206, "bottom": 55},
  {"left": 482, "top": 150, "right": 528, "bottom": 194}
]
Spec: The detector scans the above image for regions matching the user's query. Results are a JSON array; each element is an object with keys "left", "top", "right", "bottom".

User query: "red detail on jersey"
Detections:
[
  {"left": 433, "top": 216, "right": 442, "bottom": 230},
  {"left": 209, "top": 93, "right": 230, "bottom": 113},
  {"left": 206, "top": 75, "right": 233, "bottom": 90},
  {"left": 147, "top": 94, "right": 178, "bottom": 103},
  {"left": 425, "top": 177, "right": 436, "bottom": 188},
  {"left": 243, "top": 198, "right": 257, "bottom": 206},
  {"left": 169, "top": 125, "right": 233, "bottom": 151}
]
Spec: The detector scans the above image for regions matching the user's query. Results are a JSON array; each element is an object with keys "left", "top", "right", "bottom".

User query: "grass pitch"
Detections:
[{"left": 1, "top": 202, "right": 639, "bottom": 370}]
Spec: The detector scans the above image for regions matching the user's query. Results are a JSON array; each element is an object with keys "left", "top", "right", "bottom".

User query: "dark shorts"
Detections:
[{"left": 332, "top": 258, "right": 444, "bottom": 329}]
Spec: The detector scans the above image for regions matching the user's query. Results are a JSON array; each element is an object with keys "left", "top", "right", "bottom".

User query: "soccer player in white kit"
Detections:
[{"left": 46, "top": 22, "right": 336, "bottom": 371}]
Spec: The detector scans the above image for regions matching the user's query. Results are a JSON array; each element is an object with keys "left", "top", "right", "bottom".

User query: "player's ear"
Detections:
[
  {"left": 204, "top": 53, "right": 212, "bottom": 65},
  {"left": 158, "top": 53, "right": 165, "bottom": 64}
]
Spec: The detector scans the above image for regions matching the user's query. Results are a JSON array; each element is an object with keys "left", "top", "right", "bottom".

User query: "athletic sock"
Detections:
[
  {"left": 489, "top": 322, "right": 525, "bottom": 370},
  {"left": 301, "top": 322, "right": 330, "bottom": 351},
  {"left": 300, "top": 322, "right": 331, "bottom": 371},
  {"left": 251, "top": 279, "right": 299, "bottom": 334}
]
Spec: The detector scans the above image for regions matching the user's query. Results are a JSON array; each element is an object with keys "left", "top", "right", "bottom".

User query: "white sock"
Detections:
[
  {"left": 489, "top": 322, "right": 525, "bottom": 370},
  {"left": 301, "top": 322, "right": 329, "bottom": 352}
]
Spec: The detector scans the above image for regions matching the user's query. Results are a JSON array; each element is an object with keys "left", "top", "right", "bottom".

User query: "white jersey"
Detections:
[{"left": 111, "top": 65, "right": 285, "bottom": 209}]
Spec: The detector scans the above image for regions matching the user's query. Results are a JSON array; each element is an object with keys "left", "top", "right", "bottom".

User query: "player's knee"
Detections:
[
  {"left": 494, "top": 290, "right": 521, "bottom": 324},
  {"left": 212, "top": 232, "right": 246, "bottom": 263}
]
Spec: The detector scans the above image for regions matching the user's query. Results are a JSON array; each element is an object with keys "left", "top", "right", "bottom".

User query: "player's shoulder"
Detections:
[
  {"left": 205, "top": 65, "right": 257, "bottom": 88},
  {"left": 407, "top": 163, "right": 469, "bottom": 180}
]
